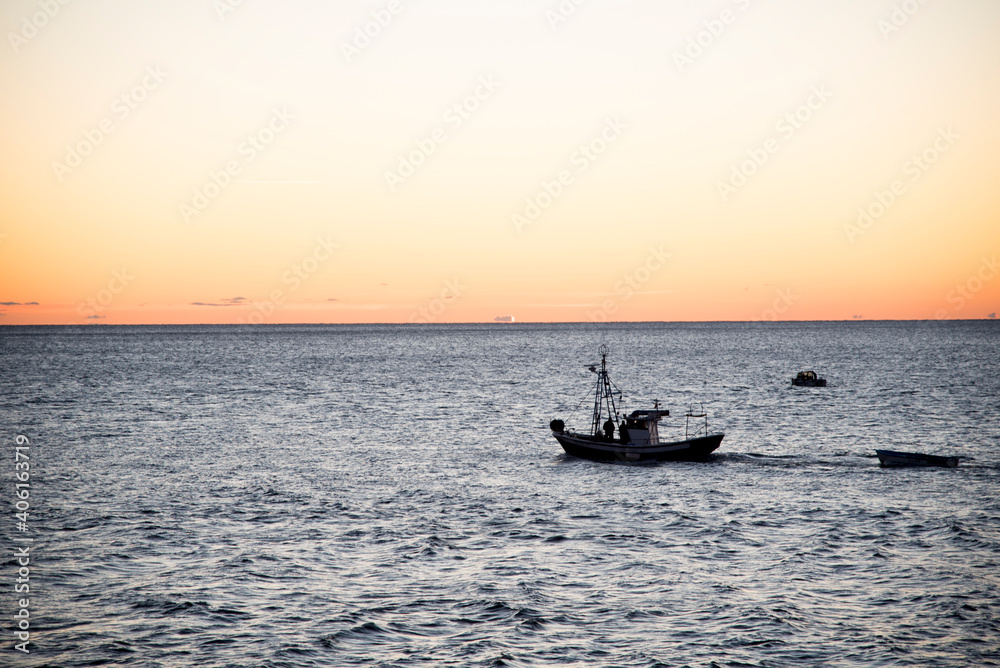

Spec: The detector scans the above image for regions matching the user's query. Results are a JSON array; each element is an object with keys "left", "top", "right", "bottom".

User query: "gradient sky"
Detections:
[{"left": 1, "top": 0, "right": 998, "bottom": 324}]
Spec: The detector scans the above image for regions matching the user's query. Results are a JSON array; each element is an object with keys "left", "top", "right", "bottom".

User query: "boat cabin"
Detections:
[
  {"left": 796, "top": 371, "right": 818, "bottom": 381},
  {"left": 623, "top": 409, "right": 669, "bottom": 446}
]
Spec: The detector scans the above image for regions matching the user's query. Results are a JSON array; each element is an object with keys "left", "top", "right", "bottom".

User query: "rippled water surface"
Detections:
[{"left": 2, "top": 322, "right": 999, "bottom": 667}]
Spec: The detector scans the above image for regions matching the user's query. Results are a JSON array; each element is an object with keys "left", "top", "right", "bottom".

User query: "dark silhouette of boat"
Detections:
[
  {"left": 876, "top": 449, "right": 960, "bottom": 468},
  {"left": 549, "top": 346, "right": 724, "bottom": 463},
  {"left": 792, "top": 370, "right": 826, "bottom": 387}
]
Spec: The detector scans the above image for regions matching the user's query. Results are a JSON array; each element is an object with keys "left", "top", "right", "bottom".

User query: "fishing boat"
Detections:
[
  {"left": 549, "top": 346, "right": 724, "bottom": 463},
  {"left": 876, "top": 449, "right": 960, "bottom": 468},
  {"left": 792, "top": 370, "right": 826, "bottom": 387}
]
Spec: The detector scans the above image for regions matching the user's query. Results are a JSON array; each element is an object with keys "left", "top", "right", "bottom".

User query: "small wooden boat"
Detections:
[
  {"left": 792, "top": 370, "right": 826, "bottom": 387},
  {"left": 875, "top": 449, "right": 960, "bottom": 468}
]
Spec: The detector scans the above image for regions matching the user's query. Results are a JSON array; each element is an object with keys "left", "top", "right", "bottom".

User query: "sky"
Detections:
[{"left": 1, "top": 0, "right": 998, "bottom": 324}]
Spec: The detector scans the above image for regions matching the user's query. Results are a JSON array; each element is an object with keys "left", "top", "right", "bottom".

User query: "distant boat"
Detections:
[
  {"left": 549, "top": 346, "right": 724, "bottom": 463},
  {"left": 876, "top": 449, "right": 960, "bottom": 468},
  {"left": 792, "top": 370, "right": 826, "bottom": 387}
]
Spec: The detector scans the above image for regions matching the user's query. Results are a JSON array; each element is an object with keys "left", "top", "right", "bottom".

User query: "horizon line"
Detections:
[{"left": 1, "top": 318, "right": 997, "bottom": 327}]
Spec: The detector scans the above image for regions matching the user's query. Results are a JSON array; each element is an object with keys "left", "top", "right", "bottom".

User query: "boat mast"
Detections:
[{"left": 590, "top": 345, "right": 619, "bottom": 435}]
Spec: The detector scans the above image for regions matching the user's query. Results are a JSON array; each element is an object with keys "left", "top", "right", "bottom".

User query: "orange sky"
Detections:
[{"left": 1, "top": 0, "right": 998, "bottom": 324}]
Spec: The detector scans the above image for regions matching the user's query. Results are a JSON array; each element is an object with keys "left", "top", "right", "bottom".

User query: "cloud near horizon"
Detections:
[{"left": 191, "top": 298, "right": 249, "bottom": 307}]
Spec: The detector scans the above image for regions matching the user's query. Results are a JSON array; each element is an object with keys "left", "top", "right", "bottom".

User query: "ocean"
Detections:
[{"left": 2, "top": 322, "right": 998, "bottom": 667}]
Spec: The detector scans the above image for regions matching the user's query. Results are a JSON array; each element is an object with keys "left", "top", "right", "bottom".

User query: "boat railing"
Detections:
[{"left": 685, "top": 404, "right": 708, "bottom": 440}]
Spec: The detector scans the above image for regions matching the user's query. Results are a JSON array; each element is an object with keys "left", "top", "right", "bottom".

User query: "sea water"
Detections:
[{"left": 2, "top": 322, "right": 998, "bottom": 667}]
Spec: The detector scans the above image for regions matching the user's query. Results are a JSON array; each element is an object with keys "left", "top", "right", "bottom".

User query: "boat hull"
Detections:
[
  {"left": 553, "top": 431, "right": 724, "bottom": 463},
  {"left": 876, "top": 449, "right": 959, "bottom": 468}
]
